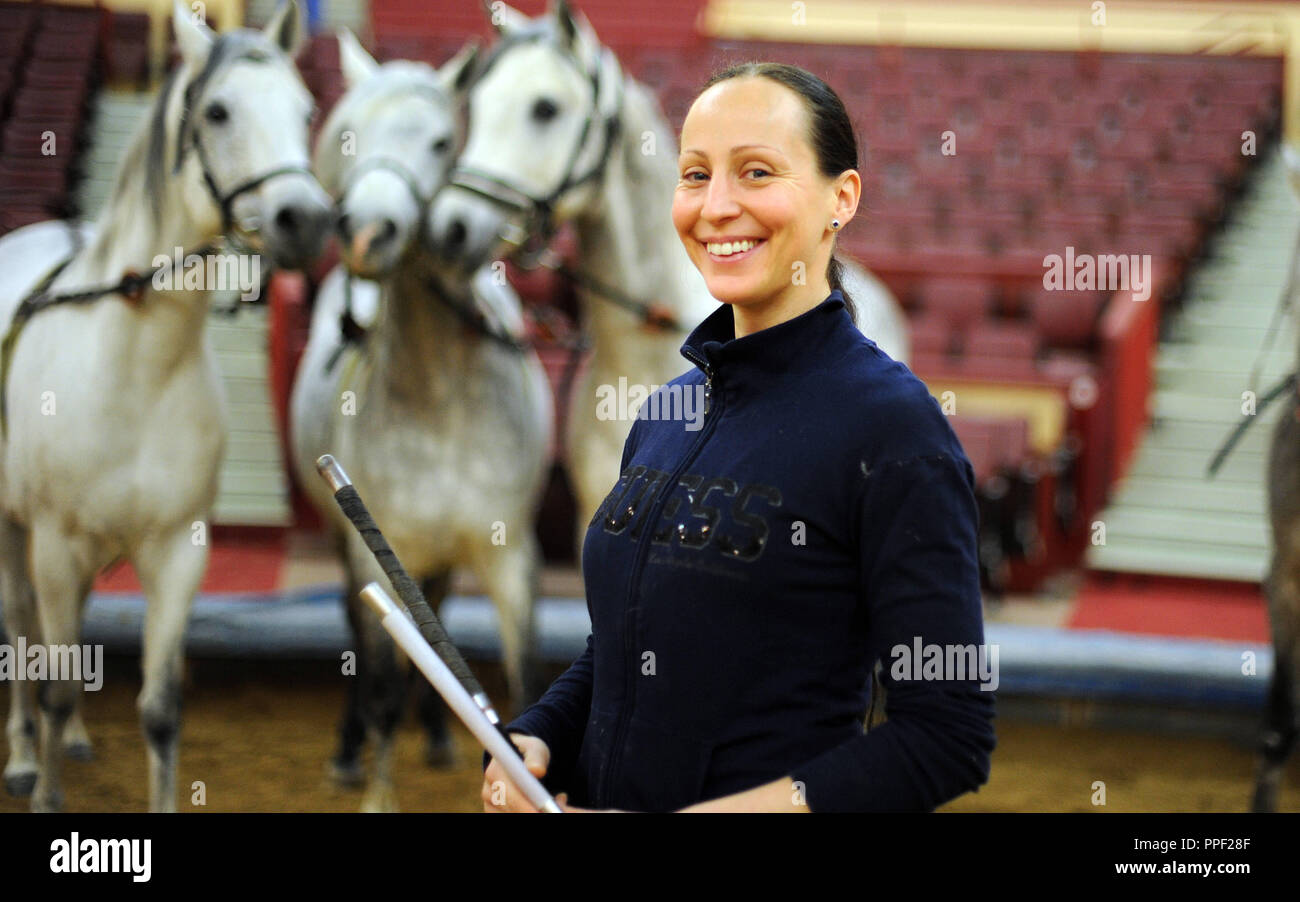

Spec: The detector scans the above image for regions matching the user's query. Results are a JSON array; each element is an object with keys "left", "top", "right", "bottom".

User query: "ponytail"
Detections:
[{"left": 827, "top": 254, "right": 857, "bottom": 325}]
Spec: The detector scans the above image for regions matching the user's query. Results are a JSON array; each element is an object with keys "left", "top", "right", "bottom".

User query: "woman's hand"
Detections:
[
  {"left": 481, "top": 733, "right": 551, "bottom": 812},
  {"left": 677, "top": 776, "right": 811, "bottom": 812}
]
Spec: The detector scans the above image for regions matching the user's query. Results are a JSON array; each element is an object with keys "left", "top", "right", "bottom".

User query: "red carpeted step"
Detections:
[{"left": 1069, "top": 573, "right": 1269, "bottom": 642}]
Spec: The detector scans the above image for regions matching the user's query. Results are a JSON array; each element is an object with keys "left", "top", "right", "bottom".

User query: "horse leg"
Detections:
[
  {"left": 468, "top": 531, "right": 542, "bottom": 717},
  {"left": 131, "top": 526, "right": 207, "bottom": 813},
  {"left": 27, "top": 522, "right": 96, "bottom": 812},
  {"left": 414, "top": 570, "right": 455, "bottom": 769},
  {"left": 329, "top": 549, "right": 367, "bottom": 788},
  {"left": 1253, "top": 559, "right": 1299, "bottom": 812},
  {"left": 1, "top": 516, "right": 39, "bottom": 797},
  {"left": 342, "top": 532, "right": 404, "bottom": 812},
  {"left": 61, "top": 589, "right": 95, "bottom": 762}
]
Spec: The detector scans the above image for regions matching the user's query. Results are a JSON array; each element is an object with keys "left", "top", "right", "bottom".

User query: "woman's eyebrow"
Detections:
[{"left": 680, "top": 143, "right": 785, "bottom": 157}]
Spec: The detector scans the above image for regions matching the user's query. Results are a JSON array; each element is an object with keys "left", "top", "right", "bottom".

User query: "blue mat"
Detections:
[{"left": 0, "top": 586, "right": 1273, "bottom": 709}]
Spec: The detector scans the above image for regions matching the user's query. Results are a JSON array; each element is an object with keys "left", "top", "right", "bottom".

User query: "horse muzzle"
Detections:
[{"left": 261, "top": 189, "right": 333, "bottom": 270}]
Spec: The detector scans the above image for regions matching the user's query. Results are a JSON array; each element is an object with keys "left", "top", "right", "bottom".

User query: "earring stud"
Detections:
[{"left": 831, "top": 219, "right": 841, "bottom": 230}]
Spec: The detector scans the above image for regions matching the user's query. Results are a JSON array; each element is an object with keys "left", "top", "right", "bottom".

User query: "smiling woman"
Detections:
[
  {"left": 483, "top": 61, "right": 996, "bottom": 813},
  {"left": 673, "top": 62, "right": 861, "bottom": 337}
]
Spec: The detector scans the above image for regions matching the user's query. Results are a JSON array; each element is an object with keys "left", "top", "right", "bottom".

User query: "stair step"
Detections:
[
  {"left": 1107, "top": 476, "right": 1266, "bottom": 516},
  {"left": 1098, "top": 507, "right": 1267, "bottom": 548},
  {"left": 1087, "top": 541, "right": 1266, "bottom": 581}
]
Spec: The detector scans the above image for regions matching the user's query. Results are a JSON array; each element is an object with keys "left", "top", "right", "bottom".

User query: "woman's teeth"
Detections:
[{"left": 706, "top": 239, "right": 760, "bottom": 256}]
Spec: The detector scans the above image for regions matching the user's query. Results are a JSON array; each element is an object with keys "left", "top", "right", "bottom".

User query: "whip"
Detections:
[{"left": 315, "top": 454, "right": 560, "bottom": 812}]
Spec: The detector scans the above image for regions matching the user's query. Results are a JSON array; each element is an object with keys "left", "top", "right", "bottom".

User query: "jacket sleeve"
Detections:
[
  {"left": 481, "top": 633, "right": 595, "bottom": 794},
  {"left": 788, "top": 451, "right": 997, "bottom": 812},
  {"left": 481, "top": 421, "right": 645, "bottom": 791}
]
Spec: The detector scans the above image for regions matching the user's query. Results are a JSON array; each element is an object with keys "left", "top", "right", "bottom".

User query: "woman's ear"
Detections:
[{"left": 831, "top": 169, "right": 861, "bottom": 231}]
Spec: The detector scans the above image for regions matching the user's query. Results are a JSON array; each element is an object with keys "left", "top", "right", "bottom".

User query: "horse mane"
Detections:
[{"left": 615, "top": 74, "right": 680, "bottom": 213}]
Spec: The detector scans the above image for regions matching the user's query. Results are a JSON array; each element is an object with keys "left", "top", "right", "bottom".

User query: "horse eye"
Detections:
[
  {"left": 531, "top": 97, "right": 559, "bottom": 123},
  {"left": 205, "top": 102, "right": 229, "bottom": 124},
  {"left": 431, "top": 136, "right": 451, "bottom": 155}
]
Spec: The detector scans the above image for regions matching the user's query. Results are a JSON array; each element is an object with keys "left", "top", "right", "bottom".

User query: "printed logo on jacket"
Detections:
[{"left": 590, "top": 464, "right": 783, "bottom": 563}]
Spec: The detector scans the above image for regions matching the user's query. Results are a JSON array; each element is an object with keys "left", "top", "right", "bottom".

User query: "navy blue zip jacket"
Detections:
[{"left": 486, "top": 288, "right": 996, "bottom": 811}]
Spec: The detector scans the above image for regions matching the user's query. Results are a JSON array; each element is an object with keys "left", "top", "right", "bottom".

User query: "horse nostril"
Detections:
[
  {"left": 446, "top": 219, "right": 467, "bottom": 248},
  {"left": 274, "top": 205, "right": 301, "bottom": 236},
  {"left": 337, "top": 212, "right": 354, "bottom": 240}
]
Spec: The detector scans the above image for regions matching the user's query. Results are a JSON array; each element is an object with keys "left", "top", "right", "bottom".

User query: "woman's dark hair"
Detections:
[{"left": 699, "top": 61, "right": 859, "bottom": 323}]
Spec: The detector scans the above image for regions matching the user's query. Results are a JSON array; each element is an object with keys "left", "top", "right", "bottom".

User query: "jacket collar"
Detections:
[{"left": 680, "top": 289, "right": 853, "bottom": 383}]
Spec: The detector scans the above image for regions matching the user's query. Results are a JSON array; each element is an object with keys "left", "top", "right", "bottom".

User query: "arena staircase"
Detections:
[
  {"left": 1087, "top": 148, "right": 1300, "bottom": 581},
  {"left": 246, "top": 0, "right": 367, "bottom": 33},
  {"left": 76, "top": 88, "right": 293, "bottom": 526}
]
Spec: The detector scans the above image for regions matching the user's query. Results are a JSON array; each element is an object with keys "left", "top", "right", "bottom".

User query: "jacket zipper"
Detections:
[{"left": 597, "top": 351, "right": 720, "bottom": 808}]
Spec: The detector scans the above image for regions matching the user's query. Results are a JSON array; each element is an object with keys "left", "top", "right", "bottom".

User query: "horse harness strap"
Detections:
[
  {"left": 0, "top": 240, "right": 224, "bottom": 438},
  {"left": 325, "top": 275, "right": 374, "bottom": 375}
]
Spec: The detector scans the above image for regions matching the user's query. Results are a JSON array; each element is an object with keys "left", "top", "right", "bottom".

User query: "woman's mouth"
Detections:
[{"left": 702, "top": 237, "right": 765, "bottom": 263}]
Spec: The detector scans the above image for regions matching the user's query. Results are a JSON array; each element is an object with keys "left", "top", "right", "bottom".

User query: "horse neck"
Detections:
[
  {"left": 367, "top": 256, "right": 472, "bottom": 406},
  {"left": 62, "top": 82, "right": 221, "bottom": 376},
  {"left": 571, "top": 79, "right": 714, "bottom": 354}
]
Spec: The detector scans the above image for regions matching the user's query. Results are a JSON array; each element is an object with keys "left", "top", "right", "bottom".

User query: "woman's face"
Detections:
[{"left": 673, "top": 76, "right": 855, "bottom": 315}]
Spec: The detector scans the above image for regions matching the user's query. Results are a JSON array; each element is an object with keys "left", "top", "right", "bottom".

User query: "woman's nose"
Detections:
[{"left": 700, "top": 175, "right": 740, "bottom": 221}]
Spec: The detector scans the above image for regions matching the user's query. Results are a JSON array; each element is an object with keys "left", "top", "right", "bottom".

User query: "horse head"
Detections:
[
  {"left": 312, "top": 32, "right": 478, "bottom": 278},
  {"left": 168, "top": 0, "right": 332, "bottom": 268},
  {"left": 426, "top": 0, "right": 623, "bottom": 271}
]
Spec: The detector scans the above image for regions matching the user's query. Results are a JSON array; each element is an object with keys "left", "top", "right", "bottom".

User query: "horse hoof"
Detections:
[
  {"left": 360, "top": 789, "right": 399, "bottom": 813},
  {"left": 425, "top": 737, "right": 457, "bottom": 769},
  {"left": 328, "top": 757, "right": 365, "bottom": 788},
  {"left": 4, "top": 770, "right": 36, "bottom": 798},
  {"left": 31, "top": 790, "right": 63, "bottom": 813},
  {"left": 64, "top": 741, "right": 94, "bottom": 762}
]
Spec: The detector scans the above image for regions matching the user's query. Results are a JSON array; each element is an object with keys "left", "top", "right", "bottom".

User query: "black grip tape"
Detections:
[{"left": 334, "top": 484, "right": 488, "bottom": 699}]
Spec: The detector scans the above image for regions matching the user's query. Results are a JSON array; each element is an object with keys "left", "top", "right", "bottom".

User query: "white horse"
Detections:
[
  {"left": 0, "top": 0, "right": 330, "bottom": 812},
  {"left": 427, "top": 0, "right": 908, "bottom": 547},
  {"left": 291, "top": 31, "right": 552, "bottom": 812}
]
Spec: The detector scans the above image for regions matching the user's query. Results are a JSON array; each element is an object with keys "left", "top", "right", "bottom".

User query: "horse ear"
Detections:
[
  {"left": 337, "top": 28, "right": 378, "bottom": 89},
  {"left": 264, "top": 0, "right": 304, "bottom": 58},
  {"left": 441, "top": 38, "right": 480, "bottom": 95},
  {"left": 172, "top": 0, "right": 214, "bottom": 73},
  {"left": 553, "top": 0, "right": 578, "bottom": 47},
  {"left": 482, "top": 0, "right": 527, "bottom": 34}
]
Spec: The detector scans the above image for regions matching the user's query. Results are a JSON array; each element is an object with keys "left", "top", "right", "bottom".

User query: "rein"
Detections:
[{"left": 1206, "top": 371, "right": 1298, "bottom": 478}]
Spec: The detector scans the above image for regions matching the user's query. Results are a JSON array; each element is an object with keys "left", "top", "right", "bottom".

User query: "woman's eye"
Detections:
[
  {"left": 681, "top": 170, "right": 707, "bottom": 182},
  {"left": 432, "top": 136, "right": 451, "bottom": 154},
  {"left": 746, "top": 168, "right": 769, "bottom": 179},
  {"left": 205, "top": 102, "right": 229, "bottom": 124}
]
